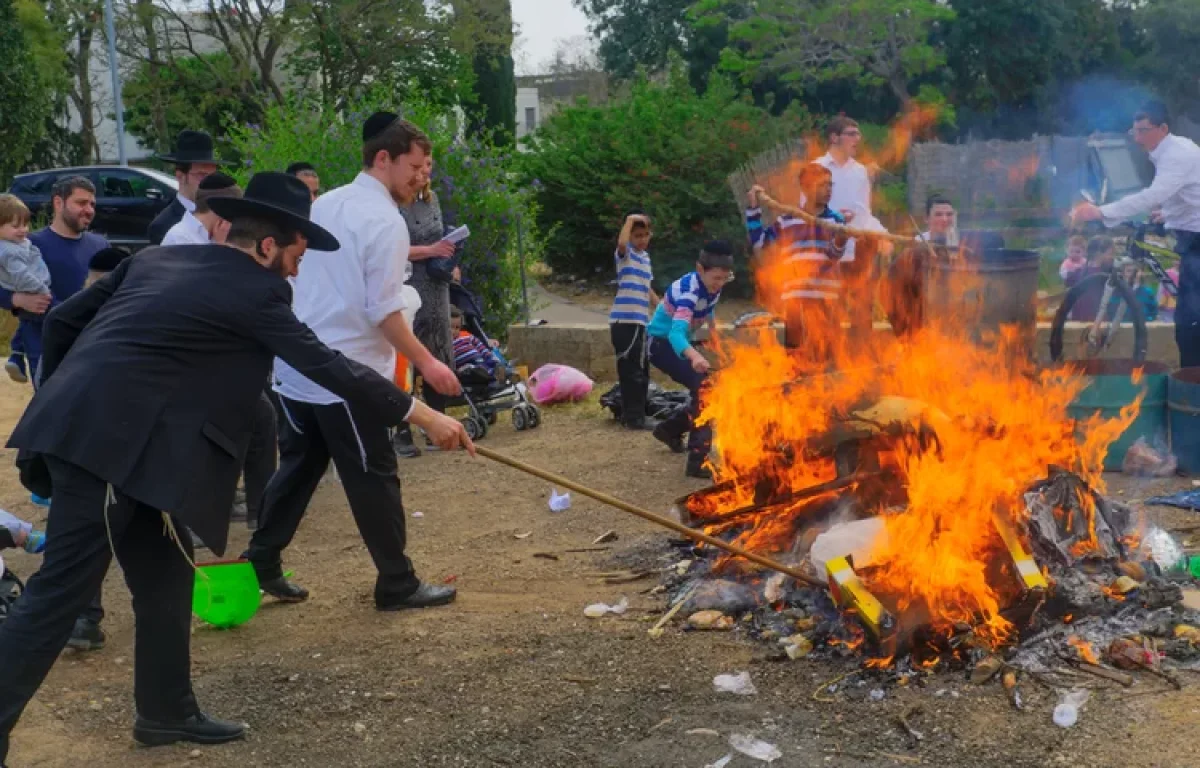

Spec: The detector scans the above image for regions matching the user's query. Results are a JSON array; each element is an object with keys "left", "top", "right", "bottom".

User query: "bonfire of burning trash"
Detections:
[{"left": 652, "top": 244, "right": 1200, "bottom": 705}]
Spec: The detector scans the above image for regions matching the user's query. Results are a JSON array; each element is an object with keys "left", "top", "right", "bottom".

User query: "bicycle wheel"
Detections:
[{"left": 1049, "top": 273, "right": 1148, "bottom": 363}]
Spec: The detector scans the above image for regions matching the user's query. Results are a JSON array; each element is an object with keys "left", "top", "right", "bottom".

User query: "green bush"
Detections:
[
  {"left": 223, "top": 90, "right": 543, "bottom": 338},
  {"left": 519, "top": 70, "right": 812, "bottom": 294}
]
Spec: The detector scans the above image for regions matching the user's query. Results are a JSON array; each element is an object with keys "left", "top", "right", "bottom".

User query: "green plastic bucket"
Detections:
[
  {"left": 1067, "top": 359, "right": 1169, "bottom": 471},
  {"left": 192, "top": 560, "right": 262, "bottom": 628}
]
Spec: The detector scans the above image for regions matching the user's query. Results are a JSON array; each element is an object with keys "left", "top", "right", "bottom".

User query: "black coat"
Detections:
[
  {"left": 8, "top": 244, "right": 414, "bottom": 555},
  {"left": 146, "top": 198, "right": 186, "bottom": 245}
]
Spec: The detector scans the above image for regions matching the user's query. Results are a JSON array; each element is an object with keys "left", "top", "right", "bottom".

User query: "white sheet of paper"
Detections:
[{"left": 442, "top": 225, "right": 470, "bottom": 244}]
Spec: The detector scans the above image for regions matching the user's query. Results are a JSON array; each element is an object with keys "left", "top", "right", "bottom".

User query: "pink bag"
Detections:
[{"left": 528, "top": 364, "right": 594, "bottom": 404}]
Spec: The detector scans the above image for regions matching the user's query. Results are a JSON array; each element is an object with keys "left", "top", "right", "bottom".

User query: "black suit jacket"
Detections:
[
  {"left": 8, "top": 244, "right": 414, "bottom": 555},
  {"left": 146, "top": 197, "right": 186, "bottom": 245}
]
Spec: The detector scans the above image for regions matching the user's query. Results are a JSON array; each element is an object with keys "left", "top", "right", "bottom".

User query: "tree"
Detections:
[
  {"left": 115, "top": 0, "right": 300, "bottom": 132},
  {"left": 695, "top": 0, "right": 954, "bottom": 108},
  {"left": 939, "top": 0, "right": 1122, "bottom": 136},
  {"left": 574, "top": 0, "right": 691, "bottom": 80},
  {"left": 520, "top": 69, "right": 812, "bottom": 283},
  {"left": 453, "top": 0, "right": 516, "bottom": 145},
  {"left": 285, "top": 0, "right": 465, "bottom": 110},
  {"left": 1135, "top": 0, "right": 1200, "bottom": 120},
  {"left": 122, "top": 52, "right": 263, "bottom": 155},
  {"left": 15, "top": 0, "right": 77, "bottom": 167},
  {"left": 0, "top": 0, "right": 54, "bottom": 182}
]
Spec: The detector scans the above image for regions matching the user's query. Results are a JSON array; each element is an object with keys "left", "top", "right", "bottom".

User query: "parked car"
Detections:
[{"left": 7, "top": 165, "right": 178, "bottom": 250}]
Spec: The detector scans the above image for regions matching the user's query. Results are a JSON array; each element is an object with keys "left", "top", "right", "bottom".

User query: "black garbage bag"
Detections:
[{"left": 600, "top": 382, "right": 690, "bottom": 422}]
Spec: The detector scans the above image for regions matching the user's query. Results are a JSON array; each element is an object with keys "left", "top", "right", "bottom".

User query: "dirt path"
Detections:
[{"left": 1, "top": 377, "right": 1199, "bottom": 767}]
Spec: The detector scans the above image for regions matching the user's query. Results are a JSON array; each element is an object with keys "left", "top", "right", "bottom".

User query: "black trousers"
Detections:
[
  {"left": 1175, "top": 231, "right": 1200, "bottom": 368},
  {"left": 611, "top": 323, "right": 650, "bottom": 426},
  {"left": 246, "top": 396, "right": 418, "bottom": 603},
  {"left": 243, "top": 391, "right": 279, "bottom": 525},
  {"left": 648, "top": 337, "right": 712, "bottom": 456},
  {"left": 0, "top": 457, "right": 197, "bottom": 761}
]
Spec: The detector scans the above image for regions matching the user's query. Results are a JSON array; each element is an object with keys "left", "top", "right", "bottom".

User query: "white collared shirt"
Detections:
[
  {"left": 815, "top": 152, "right": 886, "bottom": 260},
  {"left": 160, "top": 211, "right": 210, "bottom": 246},
  {"left": 1101, "top": 134, "right": 1200, "bottom": 233},
  {"left": 274, "top": 172, "right": 410, "bottom": 405},
  {"left": 179, "top": 195, "right": 196, "bottom": 214}
]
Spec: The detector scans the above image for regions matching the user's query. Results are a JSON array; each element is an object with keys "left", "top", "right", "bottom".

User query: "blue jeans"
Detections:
[{"left": 648, "top": 337, "right": 711, "bottom": 456}]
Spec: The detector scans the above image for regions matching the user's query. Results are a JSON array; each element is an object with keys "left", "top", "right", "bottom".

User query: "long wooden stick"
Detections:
[
  {"left": 475, "top": 445, "right": 827, "bottom": 588},
  {"left": 757, "top": 191, "right": 916, "bottom": 245}
]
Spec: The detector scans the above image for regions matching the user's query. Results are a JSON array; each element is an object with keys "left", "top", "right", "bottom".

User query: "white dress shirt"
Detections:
[
  {"left": 179, "top": 195, "right": 196, "bottom": 213},
  {"left": 160, "top": 211, "right": 210, "bottom": 246},
  {"left": 815, "top": 152, "right": 886, "bottom": 260},
  {"left": 1101, "top": 134, "right": 1200, "bottom": 233},
  {"left": 274, "top": 172, "right": 411, "bottom": 405}
]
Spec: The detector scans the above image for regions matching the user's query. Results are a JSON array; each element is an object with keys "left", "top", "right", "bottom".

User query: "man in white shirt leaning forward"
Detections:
[{"left": 1074, "top": 100, "right": 1200, "bottom": 366}]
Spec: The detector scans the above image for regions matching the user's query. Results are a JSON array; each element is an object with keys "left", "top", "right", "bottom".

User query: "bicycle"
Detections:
[{"left": 1049, "top": 220, "right": 1179, "bottom": 363}]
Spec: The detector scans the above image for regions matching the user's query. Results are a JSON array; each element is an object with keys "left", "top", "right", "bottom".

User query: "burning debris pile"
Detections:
[{"left": 653, "top": 251, "right": 1200, "bottom": 699}]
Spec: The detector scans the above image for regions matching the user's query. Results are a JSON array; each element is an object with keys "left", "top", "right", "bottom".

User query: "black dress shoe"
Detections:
[
  {"left": 376, "top": 582, "right": 457, "bottom": 612},
  {"left": 686, "top": 455, "right": 713, "bottom": 480},
  {"left": 66, "top": 618, "right": 105, "bottom": 652},
  {"left": 259, "top": 576, "right": 309, "bottom": 603},
  {"left": 134, "top": 712, "right": 246, "bottom": 747},
  {"left": 652, "top": 423, "right": 685, "bottom": 453},
  {"left": 393, "top": 426, "right": 422, "bottom": 459},
  {"left": 623, "top": 418, "right": 660, "bottom": 431}
]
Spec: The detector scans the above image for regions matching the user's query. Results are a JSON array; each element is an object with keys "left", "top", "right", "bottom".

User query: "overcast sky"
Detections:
[{"left": 511, "top": 0, "right": 591, "bottom": 74}]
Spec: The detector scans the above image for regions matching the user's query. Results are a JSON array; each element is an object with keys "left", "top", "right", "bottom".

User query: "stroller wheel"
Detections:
[
  {"left": 512, "top": 406, "right": 528, "bottom": 431},
  {"left": 528, "top": 405, "right": 542, "bottom": 429},
  {"left": 463, "top": 416, "right": 487, "bottom": 441},
  {"left": 486, "top": 411, "right": 498, "bottom": 425}
]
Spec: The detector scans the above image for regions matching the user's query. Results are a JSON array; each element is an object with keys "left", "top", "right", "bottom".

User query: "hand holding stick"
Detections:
[{"left": 756, "top": 189, "right": 916, "bottom": 246}]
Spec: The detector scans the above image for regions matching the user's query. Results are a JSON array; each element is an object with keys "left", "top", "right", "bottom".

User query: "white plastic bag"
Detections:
[
  {"left": 810, "top": 517, "right": 888, "bottom": 579},
  {"left": 729, "top": 734, "right": 782, "bottom": 762},
  {"left": 712, "top": 671, "right": 757, "bottom": 696},
  {"left": 1052, "top": 688, "right": 1090, "bottom": 728},
  {"left": 548, "top": 489, "right": 572, "bottom": 512},
  {"left": 583, "top": 597, "right": 628, "bottom": 618}
]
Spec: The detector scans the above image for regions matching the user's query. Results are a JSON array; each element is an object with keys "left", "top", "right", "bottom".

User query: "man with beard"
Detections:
[
  {"left": 0, "top": 177, "right": 111, "bottom": 649},
  {"left": 0, "top": 172, "right": 472, "bottom": 763},
  {"left": 247, "top": 113, "right": 463, "bottom": 610}
]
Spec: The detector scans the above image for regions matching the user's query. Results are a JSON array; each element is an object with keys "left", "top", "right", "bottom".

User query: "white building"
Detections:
[{"left": 516, "top": 87, "right": 540, "bottom": 140}]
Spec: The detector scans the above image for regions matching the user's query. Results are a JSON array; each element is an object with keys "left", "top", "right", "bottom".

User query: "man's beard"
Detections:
[
  {"left": 255, "top": 244, "right": 291, "bottom": 277},
  {"left": 61, "top": 209, "right": 90, "bottom": 234}
]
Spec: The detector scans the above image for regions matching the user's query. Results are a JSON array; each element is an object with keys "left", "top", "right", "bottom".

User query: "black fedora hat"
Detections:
[
  {"left": 208, "top": 172, "right": 340, "bottom": 252},
  {"left": 157, "top": 130, "right": 222, "bottom": 164}
]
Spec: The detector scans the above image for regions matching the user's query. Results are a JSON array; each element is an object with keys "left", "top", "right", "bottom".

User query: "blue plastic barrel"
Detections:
[
  {"left": 1169, "top": 368, "right": 1200, "bottom": 474},
  {"left": 1068, "top": 360, "right": 1169, "bottom": 471}
]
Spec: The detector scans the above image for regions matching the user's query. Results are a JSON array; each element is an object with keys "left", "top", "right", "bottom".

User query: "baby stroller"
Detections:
[{"left": 448, "top": 281, "right": 541, "bottom": 440}]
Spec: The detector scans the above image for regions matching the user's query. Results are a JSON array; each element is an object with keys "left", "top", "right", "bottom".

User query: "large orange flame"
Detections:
[{"left": 694, "top": 113, "right": 1137, "bottom": 649}]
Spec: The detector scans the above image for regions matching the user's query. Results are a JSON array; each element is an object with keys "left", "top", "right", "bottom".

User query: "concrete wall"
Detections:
[{"left": 508, "top": 322, "right": 1182, "bottom": 382}]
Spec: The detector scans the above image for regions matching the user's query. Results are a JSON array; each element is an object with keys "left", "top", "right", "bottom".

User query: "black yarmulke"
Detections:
[
  {"left": 199, "top": 172, "right": 238, "bottom": 191},
  {"left": 363, "top": 111, "right": 399, "bottom": 142},
  {"left": 89, "top": 246, "right": 131, "bottom": 273},
  {"left": 702, "top": 239, "right": 733, "bottom": 256}
]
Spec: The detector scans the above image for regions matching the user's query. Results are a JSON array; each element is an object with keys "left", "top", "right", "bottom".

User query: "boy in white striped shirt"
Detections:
[{"left": 609, "top": 212, "right": 659, "bottom": 429}]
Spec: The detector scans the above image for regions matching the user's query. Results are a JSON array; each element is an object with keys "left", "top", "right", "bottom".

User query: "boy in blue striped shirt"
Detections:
[
  {"left": 746, "top": 163, "right": 849, "bottom": 357},
  {"left": 647, "top": 241, "right": 735, "bottom": 479},
  {"left": 609, "top": 213, "right": 658, "bottom": 429}
]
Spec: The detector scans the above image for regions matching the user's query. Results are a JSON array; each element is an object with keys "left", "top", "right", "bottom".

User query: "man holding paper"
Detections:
[{"left": 394, "top": 155, "right": 467, "bottom": 457}]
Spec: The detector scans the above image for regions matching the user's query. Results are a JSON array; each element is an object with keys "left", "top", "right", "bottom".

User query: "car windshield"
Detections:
[{"left": 138, "top": 168, "right": 179, "bottom": 190}]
